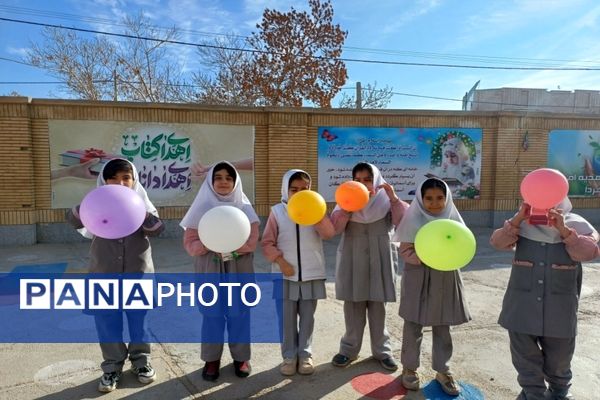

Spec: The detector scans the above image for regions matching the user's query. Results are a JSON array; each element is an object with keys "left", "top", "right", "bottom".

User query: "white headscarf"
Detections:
[
  {"left": 180, "top": 161, "right": 259, "bottom": 229},
  {"left": 333, "top": 163, "right": 392, "bottom": 224},
  {"left": 78, "top": 158, "right": 158, "bottom": 239},
  {"left": 280, "top": 169, "right": 311, "bottom": 203},
  {"left": 518, "top": 197, "right": 598, "bottom": 244},
  {"left": 393, "top": 178, "right": 463, "bottom": 243}
]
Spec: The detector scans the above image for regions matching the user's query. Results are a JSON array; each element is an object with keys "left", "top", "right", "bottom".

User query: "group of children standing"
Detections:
[{"left": 68, "top": 158, "right": 599, "bottom": 399}]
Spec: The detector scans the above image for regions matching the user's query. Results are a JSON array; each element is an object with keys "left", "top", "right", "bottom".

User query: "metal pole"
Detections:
[{"left": 113, "top": 69, "right": 117, "bottom": 101}]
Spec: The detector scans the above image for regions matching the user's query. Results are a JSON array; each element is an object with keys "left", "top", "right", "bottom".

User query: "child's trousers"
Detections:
[
  {"left": 339, "top": 300, "right": 392, "bottom": 360},
  {"left": 400, "top": 320, "right": 452, "bottom": 373},
  {"left": 201, "top": 313, "right": 251, "bottom": 362},
  {"left": 509, "top": 331, "right": 575, "bottom": 400},
  {"left": 94, "top": 312, "right": 151, "bottom": 373},
  {"left": 280, "top": 299, "right": 318, "bottom": 359}
]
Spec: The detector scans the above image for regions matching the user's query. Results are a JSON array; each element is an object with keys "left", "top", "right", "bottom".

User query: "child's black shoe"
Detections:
[{"left": 202, "top": 360, "right": 220, "bottom": 381}]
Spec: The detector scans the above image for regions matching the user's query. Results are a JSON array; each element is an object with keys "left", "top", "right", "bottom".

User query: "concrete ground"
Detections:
[{"left": 0, "top": 228, "right": 599, "bottom": 400}]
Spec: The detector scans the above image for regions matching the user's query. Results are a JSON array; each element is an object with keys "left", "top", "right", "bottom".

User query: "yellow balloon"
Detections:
[{"left": 287, "top": 190, "right": 327, "bottom": 225}]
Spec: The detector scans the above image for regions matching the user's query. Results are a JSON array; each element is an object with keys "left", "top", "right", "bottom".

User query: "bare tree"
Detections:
[
  {"left": 28, "top": 28, "right": 115, "bottom": 100},
  {"left": 241, "top": 0, "right": 348, "bottom": 107},
  {"left": 27, "top": 14, "right": 193, "bottom": 102},
  {"left": 338, "top": 81, "right": 394, "bottom": 109},
  {"left": 2, "top": 91, "right": 24, "bottom": 97},
  {"left": 192, "top": 35, "right": 259, "bottom": 106},
  {"left": 114, "top": 14, "right": 189, "bottom": 102},
  {"left": 27, "top": 2, "right": 350, "bottom": 107}
]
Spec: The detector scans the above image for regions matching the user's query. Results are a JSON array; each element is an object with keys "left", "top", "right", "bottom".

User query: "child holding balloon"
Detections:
[
  {"left": 261, "top": 169, "right": 335, "bottom": 376},
  {"left": 394, "top": 177, "right": 471, "bottom": 396},
  {"left": 180, "top": 161, "right": 260, "bottom": 382},
  {"left": 490, "top": 188, "right": 599, "bottom": 399},
  {"left": 66, "top": 158, "right": 164, "bottom": 393},
  {"left": 331, "top": 162, "right": 409, "bottom": 371}
]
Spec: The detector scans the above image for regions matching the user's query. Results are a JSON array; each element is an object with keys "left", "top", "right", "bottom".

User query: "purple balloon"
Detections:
[{"left": 79, "top": 185, "right": 146, "bottom": 239}]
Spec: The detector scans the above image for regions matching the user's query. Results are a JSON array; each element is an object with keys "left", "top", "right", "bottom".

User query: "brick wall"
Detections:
[{"left": 1, "top": 97, "right": 599, "bottom": 226}]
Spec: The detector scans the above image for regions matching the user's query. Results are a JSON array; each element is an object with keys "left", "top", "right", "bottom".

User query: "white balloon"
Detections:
[{"left": 198, "top": 206, "right": 251, "bottom": 253}]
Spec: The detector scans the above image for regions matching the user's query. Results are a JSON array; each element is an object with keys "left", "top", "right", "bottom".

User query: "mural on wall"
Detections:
[
  {"left": 49, "top": 121, "right": 254, "bottom": 208},
  {"left": 547, "top": 129, "right": 600, "bottom": 197},
  {"left": 317, "top": 127, "right": 482, "bottom": 200}
]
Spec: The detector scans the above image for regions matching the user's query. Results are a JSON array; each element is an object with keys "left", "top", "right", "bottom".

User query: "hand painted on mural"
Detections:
[{"left": 51, "top": 158, "right": 100, "bottom": 180}]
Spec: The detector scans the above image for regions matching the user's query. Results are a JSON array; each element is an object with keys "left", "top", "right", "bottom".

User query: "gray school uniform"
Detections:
[
  {"left": 335, "top": 214, "right": 396, "bottom": 360},
  {"left": 276, "top": 280, "right": 325, "bottom": 359},
  {"left": 269, "top": 202, "right": 328, "bottom": 359},
  {"left": 195, "top": 251, "right": 254, "bottom": 362},
  {"left": 399, "top": 262, "right": 471, "bottom": 326},
  {"left": 66, "top": 206, "right": 163, "bottom": 274},
  {"left": 335, "top": 215, "right": 397, "bottom": 302},
  {"left": 66, "top": 207, "right": 164, "bottom": 373},
  {"left": 398, "top": 259, "right": 470, "bottom": 372},
  {"left": 499, "top": 236, "right": 581, "bottom": 399}
]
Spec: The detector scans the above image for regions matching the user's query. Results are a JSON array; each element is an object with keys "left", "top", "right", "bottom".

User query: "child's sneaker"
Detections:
[
  {"left": 280, "top": 358, "right": 297, "bottom": 376},
  {"left": 98, "top": 371, "right": 121, "bottom": 392},
  {"left": 435, "top": 371, "right": 460, "bottom": 396},
  {"left": 132, "top": 364, "right": 156, "bottom": 384},
  {"left": 401, "top": 368, "right": 420, "bottom": 391},
  {"left": 298, "top": 357, "right": 315, "bottom": 375}
]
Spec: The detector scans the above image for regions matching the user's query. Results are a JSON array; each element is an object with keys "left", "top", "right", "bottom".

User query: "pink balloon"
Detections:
[
  {"left": 520, "top": 168, "right": 569, "bottom": 209},
  {"left": 79, "top": 185, "right": 147, "bottom": 239}
]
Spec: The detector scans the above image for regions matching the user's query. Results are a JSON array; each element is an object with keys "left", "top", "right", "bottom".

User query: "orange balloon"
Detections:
[{"left": 335, "top": 181, "right": 370, "bottom": 212}]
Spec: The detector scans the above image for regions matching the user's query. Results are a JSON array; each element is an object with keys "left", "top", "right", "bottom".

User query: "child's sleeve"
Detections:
[
  {"left": 315, "top": 214, "right": 335, "bottom": 240},
  {"left": 142, "top": 214, "right": 165, "bottom": 237},
  {"left": 183, "top": 228, "right": 209, "bottom": 257},
  {"left": 331, "top": 208, "right": 352, "bottom": 235},
  {"left": 261, "top": 213, "right": 283, "bottom": 262},
  {"left": 563, "top": 229, "right": 600, "bottom": 262},
  {"left": 399, "top": 242, "right": 421, "bottom": 265},
  {"left": 489, "top": 221, "right": 520, "bottom": 250},
  {"left": 65, "top": 205, "right": 84, "bottom": 229},
  {"left": 236, "top": 222, "right": 260, "bottom": 254},
  {"left": 391, "top": 199, "right": 410, "bottom": 226}
]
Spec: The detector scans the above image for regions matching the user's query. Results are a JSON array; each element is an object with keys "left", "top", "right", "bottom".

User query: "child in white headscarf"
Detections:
[
  {"left": 261, "top": 169, "right": 335, "bottom": 376},
  {"left": 180, "top": 161, "right": 259, "bottom": 382},
  {"left": 66, "top": 158, "right": 163, "bottom": 393},
  {"left": 439, "top": 137, "right": 475, "bottom": 184},
  {"left": 490, "top": 192, "right": 599, "bottom": 400},
  {"left": 330, "top": 162, "right": 409, "bottom": 371},
  {"left": 394, "top": 177, "right": 471, "bottom": 396}
]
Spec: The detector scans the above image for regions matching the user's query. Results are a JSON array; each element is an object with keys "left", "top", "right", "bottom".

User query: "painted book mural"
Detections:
[{"left": 49, "top": 121, "right": 254, "bottom": 208}]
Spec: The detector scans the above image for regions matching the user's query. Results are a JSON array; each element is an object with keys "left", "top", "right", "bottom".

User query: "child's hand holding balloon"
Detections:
[
  {"left": 548, "top": 208, "right": 572, "bottom": 238},
  {"left": 510, "top": 202, "right": 531, "bottom": 228}
]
